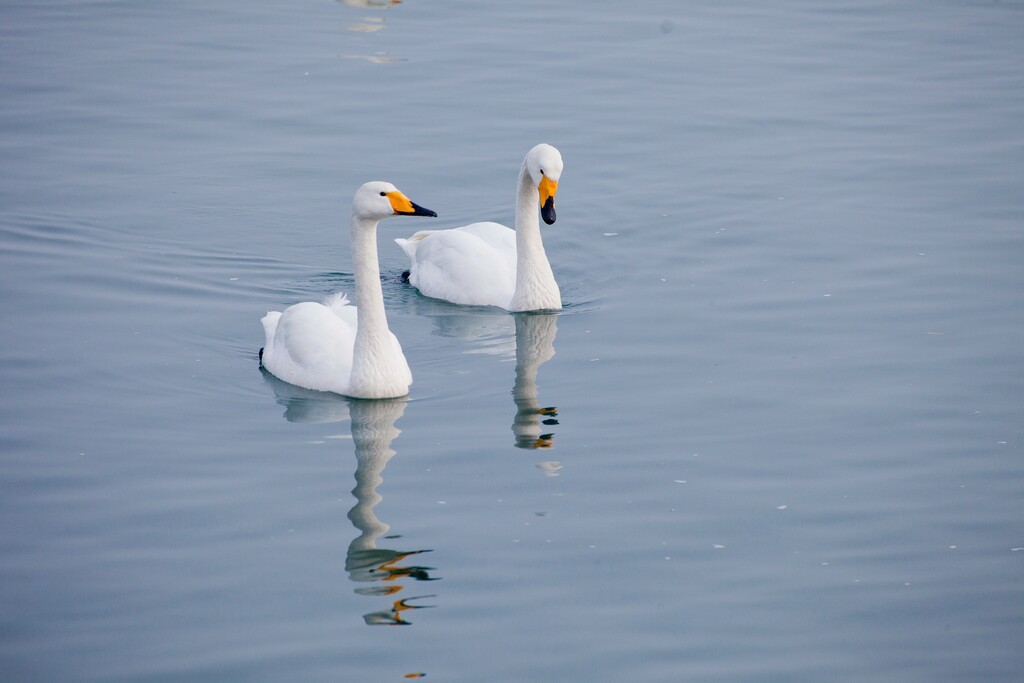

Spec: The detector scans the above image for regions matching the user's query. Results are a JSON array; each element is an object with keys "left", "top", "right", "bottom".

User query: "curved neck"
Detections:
[{"left": 511, "top": 161, "right": 560, "bottom": 311}]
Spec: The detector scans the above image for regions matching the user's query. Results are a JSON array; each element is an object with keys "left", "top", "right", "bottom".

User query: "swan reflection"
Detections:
[
  {"left": 346, "top": 398, "right": 437, "bottom": 626},
  {"left": 388, "top": 299, "right": 563, "bottom": 462},
  {"left": 396, "top": 293, "right": 517, "bottom": 356},
  {"left": 261, "top": 373, "right": 437, "bottom": 625},
  {"left": 338, "top": 0, "right": 401, "bottom": 8},
  {"left": 337, "top": 0, "right": 405, "bottom": 54},
  {"left": 511, "top": 313, "right": 559, "bottom": 452}
]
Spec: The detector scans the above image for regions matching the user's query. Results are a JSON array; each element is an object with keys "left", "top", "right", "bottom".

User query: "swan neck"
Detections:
[
  {"left": 351, "top": 215, "right": 388, "bottom": 337},
  {"left": 515, "top": 161, "right": 537, "bottom": 229},
  {"left": 346, "top": 213, "right": 410, "bottom": 399},
  {"left": 514, "top": 161, "right": 543, "bottom": 252},
  {"left": 511, "top": 161, "right": 560, "bottom": 311}
]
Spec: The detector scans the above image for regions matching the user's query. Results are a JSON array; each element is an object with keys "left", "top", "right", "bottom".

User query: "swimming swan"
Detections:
[
  {"left": 395, "top": 143, "right": 563, "bottom": 312},
  {"left": 260, "top": 181, "right": 436, "bottom": 398}
]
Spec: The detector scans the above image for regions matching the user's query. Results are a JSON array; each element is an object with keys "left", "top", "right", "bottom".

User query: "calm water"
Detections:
[{"left": 2, "top": 1, "right": 1022, "bottom": 681}]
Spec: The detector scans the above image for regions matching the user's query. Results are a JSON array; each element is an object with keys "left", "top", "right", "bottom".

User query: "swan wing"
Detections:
[
  {"left": 261, "top": 300, "right": 357, "bottom": 394},
  {"left": 397, "top": 222, "right": 516, "bottom": 308}
]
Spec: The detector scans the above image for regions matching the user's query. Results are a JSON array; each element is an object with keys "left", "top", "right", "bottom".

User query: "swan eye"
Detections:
[
  {"left": 380, "top": 192, "right": 387, "bottom": 196},
  {"left": 540, "top": 169, "right": 545, "bottom": 175}
]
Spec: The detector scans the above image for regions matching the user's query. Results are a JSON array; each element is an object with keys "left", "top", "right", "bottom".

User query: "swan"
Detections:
[
  {"left": 395, "top": 143, "right": 564, "bottom": 312},
  {"left": 259, "top": 181, "right": 436, "bottom": 399}
]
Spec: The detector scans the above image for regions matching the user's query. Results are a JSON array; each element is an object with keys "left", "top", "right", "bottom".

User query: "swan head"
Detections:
[
  {"left": 353, "top": 181, "right": 437, "bottom": 222},
  {"left": 525, "top": 144, "right": 563, "bottom": 226}
]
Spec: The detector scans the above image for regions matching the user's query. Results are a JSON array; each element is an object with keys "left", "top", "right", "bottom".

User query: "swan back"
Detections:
[{"left": 397, "top": 222, "right": 516, "bottom": 307}]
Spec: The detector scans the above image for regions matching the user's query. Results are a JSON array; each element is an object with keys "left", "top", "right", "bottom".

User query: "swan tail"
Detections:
[
  {"left": 395, "top": 230, "right": 437, "bottom": 262},
  {"left": 322, "top": 291, "right": 351, "bottom": 314},
  {"left": 261, "top": 310, "right": 282, "bottom": 352}
]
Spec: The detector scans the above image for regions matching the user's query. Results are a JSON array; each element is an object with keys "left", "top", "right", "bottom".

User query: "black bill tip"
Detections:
[
  {"left": 398, "top": 201, "right": 436, "bottom": 217},
  {"left": 541, "top": 197, "right": 556, "bottom": 225}
]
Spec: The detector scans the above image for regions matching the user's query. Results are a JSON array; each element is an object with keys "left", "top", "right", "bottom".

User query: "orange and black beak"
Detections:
[
  {"left": 387, "top": 191, "right": 437, "bottom": 217},
  {"left": 538, "top": 175, "right": 558, "bottom": 225}
]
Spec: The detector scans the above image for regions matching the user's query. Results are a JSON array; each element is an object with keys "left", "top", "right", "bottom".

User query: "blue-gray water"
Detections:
[{"left": 2, "top": 1, "right": 1022, "bottom": 681}]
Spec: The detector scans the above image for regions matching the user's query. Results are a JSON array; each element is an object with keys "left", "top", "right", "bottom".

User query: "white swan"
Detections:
[
  {"left": 395, "top": 143, "right": 564, "bottom": 312},
  {"left": 259, "top": 181, "right": 436, "bottom": 399}
]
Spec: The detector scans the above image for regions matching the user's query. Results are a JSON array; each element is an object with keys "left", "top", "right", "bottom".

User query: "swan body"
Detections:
[
  {"left": 396, "top": 143, "right": 564, "bottom": 312},
  {"left": 260, "top": 181, "right": 436, "bottom": 399}
]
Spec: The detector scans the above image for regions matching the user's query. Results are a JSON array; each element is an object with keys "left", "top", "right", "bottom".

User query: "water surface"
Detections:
[{"left": 1, "top": 1, "right": 1022, "bottom": 681}]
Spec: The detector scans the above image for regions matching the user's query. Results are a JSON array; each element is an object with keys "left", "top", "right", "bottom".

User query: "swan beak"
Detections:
[
  {"left": 538, "top": 175, "right": 558, "bottom": 225},
  {"left": 388, "top": 191, "right": 438, "bottom": 217}
]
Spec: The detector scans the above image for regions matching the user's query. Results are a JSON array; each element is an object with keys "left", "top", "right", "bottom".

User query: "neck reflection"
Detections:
[
  {"left": 346, "top": 398, "right": 437, "bottom": 626},
  {"left": 260, "top": 373, "right": 438, "bottom": 626},
  {"left": 511, "top": 313, "right": 560, "bottom": 456}
]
